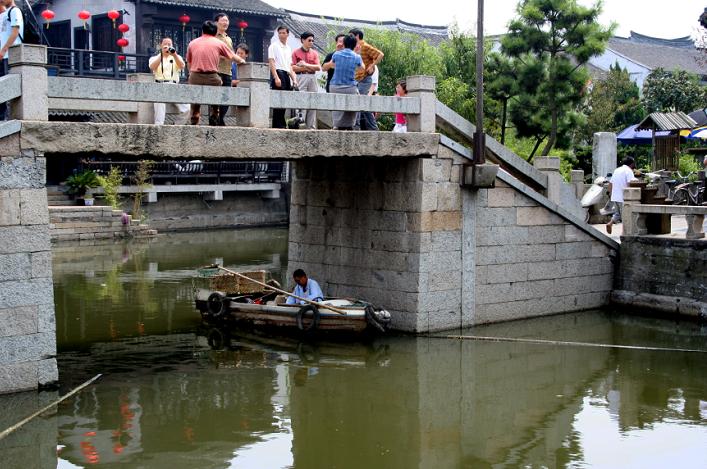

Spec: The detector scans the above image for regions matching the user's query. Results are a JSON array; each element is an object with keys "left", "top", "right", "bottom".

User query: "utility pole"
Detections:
[{"left": 474, "top": 0, "right": 486, "bottom": 164}]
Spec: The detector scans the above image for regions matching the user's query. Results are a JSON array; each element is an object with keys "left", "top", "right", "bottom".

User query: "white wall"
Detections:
[
  {"left": 588, "top": 48, "right": 650, "bottom": 92},
  {"left": 39, "top": 0, "right": 136, "bottom": 53}
]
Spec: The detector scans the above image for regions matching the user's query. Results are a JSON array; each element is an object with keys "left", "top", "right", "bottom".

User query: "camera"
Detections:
[{"left": 168, "top": 47, "right": 176, "bottom": 54}]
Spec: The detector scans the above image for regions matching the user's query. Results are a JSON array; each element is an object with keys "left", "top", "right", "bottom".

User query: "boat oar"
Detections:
[{"left": 213, "top": 265, "right": 348, "bottom": 316}]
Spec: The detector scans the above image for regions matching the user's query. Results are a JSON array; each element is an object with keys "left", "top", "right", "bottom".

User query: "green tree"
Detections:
[
  {"left": 501, "top": 0, "right": 614, "bottom": 156},
  {"left": 486, "top": 52, "right": 520, "bottom": 144},
  {"left": 583, "top": 63, "right": 644, "bottom": 140},
  {"left": 359, "top": 29, "right": 444, "bottom": 97},
  {"left": 641, "top": 68, "right": 706, "bottom": 114}
]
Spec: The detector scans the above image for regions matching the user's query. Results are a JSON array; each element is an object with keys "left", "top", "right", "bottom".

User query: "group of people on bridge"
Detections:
[{"left": 149, "top": 13, "right": 408, "bottom": 132}]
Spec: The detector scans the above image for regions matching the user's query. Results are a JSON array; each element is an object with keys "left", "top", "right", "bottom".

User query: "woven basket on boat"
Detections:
[{"left": 209, "top": 270, "right": 267, "bottom": 294}]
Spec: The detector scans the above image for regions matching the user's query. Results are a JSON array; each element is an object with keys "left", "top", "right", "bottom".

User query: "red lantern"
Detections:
[
  {"left": 78, "top": 10, "right": 91, "bottom": 29},
  {"left": 116, "top": 38, "right": 129, "bottom": 48},
  {"left": 107, "top": 10, "right": 120, "bottom": 28},
  {"left": 237, "top": 20, "right": 248, "bottom": 30},
  {"left": 117, "top": 23, "right": 130, "bottom": 33},
  {"left": 117, "top": 55, "right": 126, "bottom": 62},
  {"left": 179, "top": 13, "right": 190, "bottom": 32},
  {"left": 41, "top": 9, "right": 55, "bottom": 29}
]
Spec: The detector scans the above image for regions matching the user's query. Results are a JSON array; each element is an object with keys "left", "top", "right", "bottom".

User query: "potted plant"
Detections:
[{"left": 65, "top": 170, "right": 100, "bottom": 205}]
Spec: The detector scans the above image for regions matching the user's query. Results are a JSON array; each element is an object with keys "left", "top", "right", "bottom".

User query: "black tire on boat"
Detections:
[
  {"left": 296, "top": 305, "right": 320, "bottom": 331},
  {"left": 207, "top": 292, "right": 227, "bottom": 318},
  {"left": 365, "top": 305, "right": 386, "bottom": 333},
  {"left": 207, "top": 328, "right": 230, "bottom": 350}
]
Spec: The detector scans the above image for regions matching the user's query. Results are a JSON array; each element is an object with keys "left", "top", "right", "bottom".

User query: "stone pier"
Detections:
[
  {"left": 288, "top": 147, "right": 617, "bottom": 332},
  {"left": 0, "top": 154, "right": 58, "bottom": 393},
  {"left": 0, "top": 45, "right": 57, "bottom": 394}
]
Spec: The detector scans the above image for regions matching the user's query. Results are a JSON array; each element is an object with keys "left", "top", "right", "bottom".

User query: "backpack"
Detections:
[{"left": 7, "top": 5, "right": 41, "bottom": 45}]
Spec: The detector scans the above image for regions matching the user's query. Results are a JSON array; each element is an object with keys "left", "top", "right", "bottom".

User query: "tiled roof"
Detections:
[
  {"left": 281, "top": 9, "right": 449, "bottom": 53},
  {"left": 608, "top": 33, "right": 705, "bottom": 76},
  {"left": 142, "top": 0, "right": 284, "bottom": 18}
]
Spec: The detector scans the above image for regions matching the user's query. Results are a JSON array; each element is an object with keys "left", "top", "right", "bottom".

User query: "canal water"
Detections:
[{"left": 1, "top": 227, "right": 706, "bottom": 468}]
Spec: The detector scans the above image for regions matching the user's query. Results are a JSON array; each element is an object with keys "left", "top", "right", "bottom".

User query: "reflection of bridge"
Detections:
[
  {"left": 3, "top": 314, "right": 703, "bottom": 468},
  {"left": 1, "top": 44, "right": 617, "bottom": 393}
]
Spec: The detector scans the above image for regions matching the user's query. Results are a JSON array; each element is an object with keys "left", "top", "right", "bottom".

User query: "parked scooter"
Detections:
[{"left": 581, "top": 176, "right": 614, "bottom": 223}]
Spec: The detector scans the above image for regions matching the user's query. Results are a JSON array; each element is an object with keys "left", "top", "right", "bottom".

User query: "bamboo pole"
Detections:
[
  {"left": 212, "top": 265, "right": 348, "bottom": 316},
  {"left": 0, "top": 374, "right": 103, "bottom": 441},
  {"left": 437, "top": 335, "right": 707, "bottom": 353}
]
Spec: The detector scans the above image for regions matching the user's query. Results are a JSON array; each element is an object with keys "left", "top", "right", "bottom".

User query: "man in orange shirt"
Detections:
[
  {"left": 186, "top": 21, "right": 245, "bottom": 125},
  {"left": 349, "top": 28, "right": 383, "bottom": 131}
]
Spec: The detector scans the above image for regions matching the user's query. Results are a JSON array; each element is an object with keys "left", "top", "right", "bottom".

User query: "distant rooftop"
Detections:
[
  {"left": 608, "top": 31, "right": 705, "bottom": 76},
  {"left": 280, "top": 9, "right": 449, "bottom": 52}
]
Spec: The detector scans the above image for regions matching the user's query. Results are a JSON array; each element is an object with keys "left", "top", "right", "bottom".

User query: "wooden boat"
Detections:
[{"left": 193, "top": 269, "right": 391, "bottom": 334}]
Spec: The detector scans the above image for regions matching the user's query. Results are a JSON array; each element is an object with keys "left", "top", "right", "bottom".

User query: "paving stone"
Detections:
[
  {"left": 20, "top": 189, "right": 48, "bottom": 225},
  {"left": 0, "top": 253, "right": 31, "bottom": 281},
  {"left": 0, "top": 190, "right": 21, "bottom": 226},
  {"left": 0, "top": 306, "right": 38, "bottom": 338},
  {"left": 487, "top": 187, "right": 515, "bottom": 207},
  {"left": 517, "top": 206, "right": 564, "bottom": 226}
]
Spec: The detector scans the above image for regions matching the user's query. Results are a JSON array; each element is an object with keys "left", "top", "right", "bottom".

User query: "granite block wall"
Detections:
[{"left": 0, "top": 154, "right": 57, "bottom": 394}]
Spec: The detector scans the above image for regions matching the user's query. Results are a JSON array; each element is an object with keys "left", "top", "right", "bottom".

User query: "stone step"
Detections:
[{"left": 48, "top": 200, "right": 76, "bottom": 206}]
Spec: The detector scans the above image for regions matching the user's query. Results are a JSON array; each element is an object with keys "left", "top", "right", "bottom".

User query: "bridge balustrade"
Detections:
[{"left": 2, "top": 44, "right": 433, "bottom": 132}]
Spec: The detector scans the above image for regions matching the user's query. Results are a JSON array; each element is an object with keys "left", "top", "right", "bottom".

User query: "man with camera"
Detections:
[{"left": 149, "top": 37, "right": 189, "bottom": 125}]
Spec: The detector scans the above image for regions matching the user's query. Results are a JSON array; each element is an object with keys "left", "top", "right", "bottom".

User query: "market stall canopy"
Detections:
[
  {"left": 617, "top": 124, "right": 670, "bottom": 145},
  {"left": 636, "top": 112, "right": 697, "bottom": 131}
]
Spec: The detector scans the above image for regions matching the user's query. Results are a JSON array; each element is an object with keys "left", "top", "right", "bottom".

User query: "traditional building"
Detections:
[
  {"left": 30, "top": 0, "right": 285, "bottom": 61},
  {"left": 587, "top": 32, "right": 706, "bottom": 90}
]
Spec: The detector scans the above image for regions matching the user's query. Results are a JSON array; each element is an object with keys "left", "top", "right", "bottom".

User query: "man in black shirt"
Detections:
[{"left": 322, "top": 34, "right": 345, "bottom": 93}]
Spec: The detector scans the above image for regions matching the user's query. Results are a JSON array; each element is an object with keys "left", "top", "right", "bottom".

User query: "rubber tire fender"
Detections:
[
  {"left": 296, "top": 304, "right": 320, "bottom": 331},
  {"left": 365, "top": 304, "right": 387, "bottom": 333},
  {"left": 207, "top": 292, "right": 227, "bottom": 317}
]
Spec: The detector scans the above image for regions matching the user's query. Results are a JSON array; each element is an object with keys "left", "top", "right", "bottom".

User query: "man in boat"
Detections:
[{"left": 286, "top": 269, "right": 324, "bottom": 305}]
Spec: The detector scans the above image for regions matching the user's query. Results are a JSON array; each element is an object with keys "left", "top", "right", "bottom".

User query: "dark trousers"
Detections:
[
  {"left": 270, "top": 69, "right": 292, "bottom": 129},
  {"left": 0, "top": 59, "right": 8, "bottom": 120},
  {"left": 211, "top": 72, "right": 231, "bottom": 126},
  {"left": 187, "top": 72, "right": 222, "bottom": 125}
]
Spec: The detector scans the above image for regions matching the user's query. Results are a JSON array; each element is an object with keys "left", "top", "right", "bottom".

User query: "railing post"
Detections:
[
  {"left": 236, "top": 63, "right": 271, "bottom": 128},
  {"left": 126, "top": 73, "right": 155, "bottom": 124},
  {"left": 8, "top": 44, "right": 48, "bottom": 121},
  {"left": 406, "top": 75, "right": 436, "bottom": 133},
  {"left": 623, "top": 187, "right": 641, "bottom": 236}
]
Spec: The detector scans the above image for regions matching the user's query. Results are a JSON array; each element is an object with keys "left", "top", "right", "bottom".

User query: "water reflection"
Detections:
[
  {"left": 37, "top": 315, "right": 707, "bottom": 468},
  {"left": 52, "top": 228, "right": 288, "bottom": 348},
  {"left": 1, "top": 230, "right": 705, "bottom": 468}
]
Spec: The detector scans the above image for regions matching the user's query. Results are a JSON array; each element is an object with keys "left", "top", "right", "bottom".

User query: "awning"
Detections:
[
  {"left": 636, "top": 112, "right": 697, "bottom": 131},
  {"left": 617, "top": 124, "right": 670, "bottom": 145}
]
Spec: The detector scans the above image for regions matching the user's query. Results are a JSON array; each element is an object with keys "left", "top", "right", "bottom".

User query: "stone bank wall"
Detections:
[
  {"left": 614, "top": 236, "right": 706, "bottom": 317},
  {"left": 0, "top": 155, "right": 57, "bottom": 394},
  {"left": 140, "top": 192, "right": 288, "bottom": 231}
]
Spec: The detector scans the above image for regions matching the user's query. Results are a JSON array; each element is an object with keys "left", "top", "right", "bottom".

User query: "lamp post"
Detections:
[{"left": 474, "top": 0, "right": 485, "bottom": 164}]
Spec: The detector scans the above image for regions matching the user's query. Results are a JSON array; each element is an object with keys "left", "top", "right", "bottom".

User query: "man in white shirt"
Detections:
[
  {"left": 606, "top": 156, "right": 636, "bottom": 234},
  {"left": 285, "top": 269, "right": 324, "bottom": 305},
  {"left": 149, "top": 37, "right": 189, "bottom": 125},
  {"left": 0, "top": 0, "right": 23, "bottom": 120},
  {"left": 268, "top": 25, "right": 297, "bottom": 128}
]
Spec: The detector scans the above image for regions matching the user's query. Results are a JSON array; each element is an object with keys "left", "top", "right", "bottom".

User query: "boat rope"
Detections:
[
  {"left": 211, "top": 265, "right": 348, "bottom": 315},
  {"left": 434, "top": 334, "right": 707, "bottom": 353},
  {"left": 0, "top": 373, "right": 103, "bottom": 441}
]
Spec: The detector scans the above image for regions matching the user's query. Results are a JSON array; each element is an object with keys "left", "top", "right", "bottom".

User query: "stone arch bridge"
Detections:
[{"left": 0, "top": 45, "right": 616, "bottom": 393}]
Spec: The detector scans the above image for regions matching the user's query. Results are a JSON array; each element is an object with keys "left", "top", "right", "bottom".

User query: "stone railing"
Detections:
[
  {"left": 629, "top": 204, "right": 706, "bottom": 240},
  {"left": 4, "top": 44, "right": 432, "bottom": 131}
]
